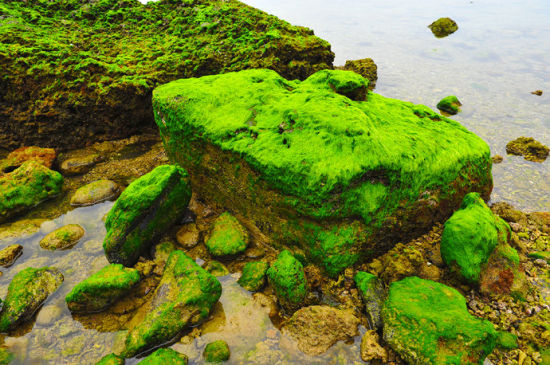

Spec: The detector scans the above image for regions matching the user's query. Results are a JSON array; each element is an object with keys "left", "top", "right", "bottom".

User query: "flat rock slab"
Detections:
[{"left": 154, "top": 69, "right": 492, "bottom": 276}]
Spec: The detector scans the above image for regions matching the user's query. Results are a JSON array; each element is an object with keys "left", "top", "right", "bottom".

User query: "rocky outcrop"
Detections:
[{"left": 0, "top": 146, "right": 56, "bottom": 173}]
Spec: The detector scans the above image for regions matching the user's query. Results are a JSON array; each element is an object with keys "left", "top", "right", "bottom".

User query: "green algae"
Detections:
[
  {"left": 103, "top": 165, "right": 191, "bottom": 266},
  {"left": 505, "top": 137, "right": 549, "bottom": 162},
  {"left": 354, "top": 271, "right": 384, "bottom": 328},
  {"left": 203, "top": 260, "right": 230, "bottom": 277},
  {"left": 437, "top": 95, "right": 461, "bottom": 115},
  {"left": 382, "top": 277, "right": 498, "bottom": 365},
  {"left": 266, "top": 250, "right": 307, "bottom": 311},
  {"left": 203, "top": 340, "right": 230, "bottom": 363},
  {"left": 529, "top": 251, "right": 550, "bottom": 263},
  {"left": 66, "top": 264, "right": 140, "bottom": 313},
  {"left": 70, "top": 180, "right": 119, "bottom": 206},
  {"left": 0, "top": 348, "right": 13, "bottom": 365},
  {"left": 40, "top": 223, "right": 85, "bottom": 251},
  {"left": 96, "top": 353, "right": 125, "bottom": 365},
  {"left": 205, "top": 213, "right": 248, "bottom": 257},
  {"left": 428, "top": 17, "right": 459, "bottom": 38},
  {"left": 139, "top": 348, "right": 188, "bottom": 365},
  {"left": 496, "top": 331, "right": 518, "bottom": 350},
  {"left": 238, "top": 261, "right": 269, "bottom": 291}
]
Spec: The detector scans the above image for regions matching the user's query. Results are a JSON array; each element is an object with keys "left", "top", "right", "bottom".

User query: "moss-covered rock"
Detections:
[
  {"left": 529, "top": 251, "right": 550, "bottom": 263},
  {"left": 203, "top": 340, "right": 230, "bottom": 363},
  {"left": 139, "top": 348, "right": 188, "bottom": 365},
  {"left": 96, "top": 353, "right": 125, "bottom": 365},
  {"left": 202, "top": 260, "right": 230, "bottom": 277},
  {"left": 0, "top": 161, "right": 63, "bottom": 223},
  {"left": 342, "top": 58, "right": 378, "bottom": 89},
  {"left": 205, "top": 213, "right": 248, "bottom": 257},
  {"left": 382, "top": 277, "right": 498, "bottom": 365},
  {"left": 70, "top": 180, "right": 119, "bottom": 206},
  {"left": 436, "top": 95, "right": 461, "bottom": 115},
  {"left": 0, "top": 244, "right": 23, "bottom": 268},
  {"left": 428, "top": 17, "right": 458, "bottom": 38},
  {"left": 0, "top": 146, "right": 56, "bottom": 173},
  {"left": 59, "top": 154, "right": 103, "bottom": 176},
  {"left": 267, "top": 250, "right": 307, "bottom": 311},
  {"left": 40, "top": 224, "right": 85, "bottom": 251},
  {"left": 123, "top": 250, "right": 221, "bottom": 357},
  {"left": 103, "top": 165, "right": 191, "bottom": 266},
  {"left": 0, "top": 0, "right": 333, "bottom": 150},
  {"left": 354, "top": 271, "right": 384, "bottom": 329},
  {"left": 154, "top": 68, "right": 492, "bottom": 276},
  {"left": 506, "top": 137, "right": 549, "bottom": 162},
  {"left": 238, "top": 261, "right": 269, "bottom": 291},
  {"left": 0, "top": 267, "right": 64, "bottom": 332},
  {"left": 0, "top": 348, "right": 13, "bottom": 365},
  {"left": 66, "top": 264, "right": 140, "bottom": 313}
]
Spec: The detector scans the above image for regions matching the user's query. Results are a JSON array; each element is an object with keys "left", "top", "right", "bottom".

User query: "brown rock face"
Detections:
[{"left": 0, "top": 146, "right": 56, "bottom": 174}]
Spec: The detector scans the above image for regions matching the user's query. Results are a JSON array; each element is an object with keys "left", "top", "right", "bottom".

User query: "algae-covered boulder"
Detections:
[
  {"left": 139, "top": 348, "right": 188, "bottom": 365},
  {"left": 437, "top": 95, "right": 461, "bottom": 115},
  {"left": 203, "top": 340, "right": 230, "bottom": 363},
  {"left": 96, "top": 353, "right": 125, "bottom": 365},
  {"left": 123, "top": 250, "right": 221, "bottom": 357},
  {"left": 354, "top": 271, "right": 384, "bottom": 329},
  {"left": 0, "top": 161, "right": 63, "bottom": 223},
  {"left": 0, "top": 0, "right": 333, "bottom": 150},
  {"left": 104, "top": 165, "right": 191, "bottom": 267},
  {"left": 66, "top": 264, "right": 140, "bottom": 313},
  {"left": 154, "top": 68, "right": 492, "bottom": 276},
  {"left": 428, "top": 17, "right": 459, "bottom": 38},
  {"left": 0, "top": 267, "right": 64, "bottom": 332},
  {"left": 70, "top": 180, "right": 119, "bottom": 207},
  {"left": 506, "top": 137, "right": 549, "bottom": 162},
  {"left": 267, "top": 250, "right": 308, "bottom": 311},
  {"left": 205, "top": 213, "right": 248, "bottom": 257},
  {"left": 382, "top": 277, "right": 498, "bottom": 365},
  {"left": 0, "top": 244, "right": 23, "bottom": 268},
  {"left": 238, "top": 261, "right": 269, "bottom": 291},
  {"left": 40, "top": 224, "right": 85, "bottom": 251}
]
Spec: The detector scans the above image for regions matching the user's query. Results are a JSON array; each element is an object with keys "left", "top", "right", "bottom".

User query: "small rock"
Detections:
[
  {"left": 267, "top": 250, "right": 308, "bottom": 311},
  {"left": 342, "top": 58, "right": 378, "bottom": 89},
  {"left": 238, "top": 261, "right": 269, "bottom": 291},
  {"left": 354, "top": 271, "right": 385, "bottom": 328},
  {"left": 203, "top": 340, "right": 230, "bottom": 363},
  {"left": 531, "top": 90, "right": 543, "bottom": 96},
  {"left": 0, "top": 244, "right": 23, "bottom": 267},
  {"left": 360, "top": 330, "right": 388, "bottom": 363},
  {"left": 428, "top": 17, "right": 458, "bottom": 37},
  {"left": 244, "top": 246, "right": 265, "bottom": 259},
  {"left": 70, "top": 180, "right": 119, "bottom": 206},
  {"left": 59, "top": 153, "right": 102, "bottom": 176},
  {"left": 205, "top": 212, "right": 248, "bottom": 257},
  {"left": 437, "top": 95, "right": 461, "bottom": 115},
  {"left": 35, "top": 305, "right": 63, "bottom": 326},
  {"left": 176, "top": 223, "right": 200, "bottom": 249},
  {"left": 0, "top": 146, "right": 56, "bottom": 173},
  {"left": 492, "top": 155, "right": 503, "bottom": 163},
  {"left": 506, "top": 137, "right": 549, "bottom": 162},
  {"left": 40, "top": 224, "right": 85, "bottom": 251},
  {"left": 139, "top": 348, "right": 188, "bottom": 364},
  {"left": 203, "top": 260, "right": 230, "bottom": 277}
]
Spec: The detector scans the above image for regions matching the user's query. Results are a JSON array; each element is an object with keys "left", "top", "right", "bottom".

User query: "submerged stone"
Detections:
[
  {"left": 123, "top": 251, "right": 221, "bottom": 357},
  {"left": 175, "top": 223, "right": 200, "bottom": 249},
  {"left": 0, "top": 267, "right": 64, "bottom": 331},
  {"left": 40, "top": 224, "right": 85, "bottom": 251},
  {"left": 0, "top": 146, "right": 56, "bottom": 173},
  {"left": 436, "top": 95, "right": 461, "bottom": 115},
  {"left": 354, "top": 271, "right": 384, "bottom": 329},
  {"left": 154, "top": 69, "right": 492, "bottom": 276},
  {"left": 70, "top": 180, "right": 119, "bottom": 206},
  {"left": 382, "top": 277, "right": 497, "bottom": 364},
  {"left": 96, "top": 353, "right": 125, "bottom": 365},
  {"left": 203, "top": 340, "right": 230, "bottom": 363},
  {"left": 267, "top": 250, "right": 308, "bottom": 311},
  {"left": 66, "top": 264, "right": 140, "bottom": 313},
  {"left": 428, "top": 17, "right": 458, "bottom": 38},
  {"left": 0, "top": 161, "right": 63, "bottom": 223},
  {"left": 238, "top": 261, "right": 269, "bottom": 292},
  {"left": 139, "top": 348, "right": 188, "bottom": 365},
  {"left": 103, "top": 165, "right": 191, "bottom": 267},
  {"left": 506, "top": 137, "right": 549, "bottom": 162},
  {"left": 205, "top": 213, "right": 248, "bottom": 257},
  {"left": 202, "top": 260, "right": 230, "bottom": 277},
  {"left": 0, "top": 244, "right": 23, "bottom": 268},
  {"left": 60, "top": 154, "right": 102, "bottom": 176}
]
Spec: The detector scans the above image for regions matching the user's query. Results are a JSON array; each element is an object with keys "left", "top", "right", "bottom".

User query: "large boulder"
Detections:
[
  {"left": 103, "top": 165, "right": 191, "bottom": 267},
  {"left": 382, "top": 277, "right": 498, "bottom": 364},
  {"left": 123, "top": 250, "right": 221, "bottom": 357},
  {"left": 0, "top": 0, "right": 333, "bottom": 150},
  {"left": 154, "top": 69, "right": 493, "bottom": 275},
  {"left": 0, "top": 161, "right": 63, "bottom": 223}
]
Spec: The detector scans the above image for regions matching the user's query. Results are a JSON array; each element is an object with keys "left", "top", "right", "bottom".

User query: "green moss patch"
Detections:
[
  {"left": 428, "top": 17, "right": 458, "bottom": 38},
  {"left": 205, "top": 213, "right": 248, "bottom": 257},
  {"left": 96, "top": 353, "right": 125, "bottom": 365},
  {"left": 203, "top": 340, "right": 230, "bottom": 363},
  {"left": 238, "top": 261, "right": 268, "bottom": 291},
  {"left": 436, "top": 95, "right": 461, "bottom": 115},
  {"left": 139, "top": 348, "right": 188, "bottom": 365},
  {"left": 354, "top": 271, "right": 385, "bottom": 328},
  {"left": 267, "top": 250, "right": 307, "bottom": 311}
]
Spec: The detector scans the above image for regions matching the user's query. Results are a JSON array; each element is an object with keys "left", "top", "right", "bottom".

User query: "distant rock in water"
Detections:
[
  {"left": 341, "top": 58, "right": 378, "bottom": 89},
  {"left": 429, "top": 17, "right": 459, "bottom": 38},
  {"left": 437, "top": 95, "right": 462, "bottom": 115},
  {"left": 531, "top": 90, "right": 543, "bottom": 96},
  {"left": 0, "top": 0, "right": 334, "bottom": 150},
  {"left": 0, "top": 244, "right": 23, "bottom": 268},
  {"left": 70, "top": 180, "right": 119, "bottom": 207},
  {"left": 506, "top": 137, "right": 549, "bottom": 162},
  {"left": 40, "top": 224, "right": 85, "bottom": 251},
  {"left": 203, "top": 340, "right": 230, "bottom": 363},
  {"left": 492, "top": 155, "right": 504, "bottom": 164}
]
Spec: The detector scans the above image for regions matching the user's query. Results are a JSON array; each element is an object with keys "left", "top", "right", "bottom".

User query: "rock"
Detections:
[
  {"left": 60, "top": 154, "right": 103, "bottom": 176},
  {"left": 70, "top": 180, "right": 119, "bottom": 206},
  {"left": 0, "top": 244, "right": 23, "bottom": 267},
  {"left": 267, "top": 250, "right": 308, "bottom": 311},
  {"left": 123, "top": 251, "right": 221, "bottom": 357},
  {"left": 40, "top": 224, "right": 85, "bottom": 251},
  {"left": 238, "top": 261, "right": 269, "bottom": 291},
  {"left": 96, "top": 353, "right": 125, "bottom": 365},
  {"left": 354, "top": 271, "right": 384, "bottom": 328},
  {"left": 528, "top": 251, "right": 550, "bottom": 263},
  {"left": 496, "top": 331, "right": 518, "bottom": 350},
  {"left": 155, "top": 69, "right": 492, "bottom": 276},
  {"left": 0, "top": 219, "right": 45, "bottom": 241},
  {"left": 437, "top": 95, "right": 462, "bottom": 115},
  {"left": 175, "top": 223, "right": 200, "bottom": 249},
  {"left": 0, "top": 161, "right": 63, "bottom": 223},
  {"left": 203, "top": 260, "right": 230, "bottom": 277},
  {"left": 65, "top": 264, "right": 140, "bottom": 313},
  {"left": 203, "top": 340, "right": 230, "bottom": 363},
  {"left": 428, "top": 17, "right": 458, "bottom": 37},
  {"left": 531, "top": 90, "right": 543, "bottom": 96},
  {"left": 152, "top": 241, "right": 176, "bottom": 271},
  {"left": 35, "top": 304, "right": 63, "bottom": 327},
  {"left": 491, "top": 202, "right": 528, "bottom": 226},
  {"left": 506, "top": 137, "right": 549, "bottom": 162},
  {"left": 342, "top": 58, "right": 378, "bottom": 89},
  {"left": 491, "top": 155, "right": 503, "bottom": 163},
  {"left": 205, "top": 213, "right": 248, "bottom": 257},
  {"left": 0, "top": 267, "right": 64, "bottom": 331},
  {"left": 360, "top": 330, "right": 387, "bottom": 363},
  {"left": 281, "top": 305, "right": 360, "bottom": 356},
  {"left": 139, "top": 348, "right": 188, "bottom": 364},
  {"left": 0, "top": 348, "right": 13, "bottom": 365},
  {"left": 0, "top": 146, "right": 56, "bottom": 173},
  {"left": 382, "top": 277, "right": 498, "bottom": 364},
  {"left": 103, "top": 165, "right": 191, "bottom": 267},
  {"left": 528, "top": 212, "right": 550, "bottom": 233}
]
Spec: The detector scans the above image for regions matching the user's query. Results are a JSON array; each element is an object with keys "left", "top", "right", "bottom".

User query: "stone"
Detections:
[
  {"left": 95, "top": 353, "right": 125, "bottom": 365},
  {"left": 70, "top": 180, "right": 119, "bottom": 206},
  {"left": 139, "top": 348, "right": 188, "bottom": 364},
  {"left": 66, "top": 264, "right": 140, "bottom": 313},
  {"left": 437, "top": 95, "right": 462, "bottom": 115},
  {"left": 354, "top": 271, "right": 384, "bottom": 328},
  {"left": 103, "top": 165, "right": 191, "bottom": 267},
  {"left": 360, "top": 330, "right": 387, "bottom": 363},
  {"left": 123, "top": 251, "right": 221, "bottom": 357},
  {"left": 528, "top": 251, "right": 550, "bottom": 263},
  {"left": 0, "top": 267, "right": 64, "bottom": 331},
  {"left": 175, "top": 223, "right": 200, "bottom": 249},
  {"left": 60, "top": 154, "right": 103, "bottom": 176},
  {"left": 205, "top": 213, "right": 248, "bottom": 257},
  {"left": 40, "top": 224, "right": 85, "bottom": 251},
  {"left": 342, "top": 58, "right": 378, "bottom": 88},
  {"left": 491, "top": 155, "right": 503, "bottom": 163},
  {"left": 506, "top": 137, "right": 549, "bottom": 162},
  {"left": 154, "top": 69, "right": 492, "bottom": 276},
  {"left": 0, "top": 219, "right": 45, "bottom": 241},
  {"left": 428, "top": 17, "right": 458, "bottom": 38},
  {"left": 203, "top": 340, "right": 230, "bottom": 363},
  {"left": 281, "top": 305, "right": 360, "bottom": 356},
  {"left": 238, "top": 261, "right": 269, "bottom": 292},
  {"left": 267, "top": 250, "right": 308, "bottom": 311},
  {"left": 0, "top": 161, "right": 63, "bottom": 223},
  {"left": 0, "top": 244, "right": 23, "bottom": 267},
  {"left": 0, "top": 146, "right": 56, "bottom": 173},
  {"left": 35, "top": 305, "right": 63, "bottom": 326},
  {"left": 202, "top": 260, "right": 230, "bottom": 277},
  {"left": 382, "top": 277, "right": 498, "bottom": 365},
  {"left": 531, "top": 90, "right": 543, "bottom": 96}
]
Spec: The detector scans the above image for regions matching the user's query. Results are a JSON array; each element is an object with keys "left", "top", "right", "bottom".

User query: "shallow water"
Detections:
[{"left": 243, "top": 0, "right": 550, "bottom": 212}]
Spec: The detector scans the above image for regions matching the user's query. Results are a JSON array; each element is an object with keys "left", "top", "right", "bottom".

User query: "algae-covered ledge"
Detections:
[{"left": 153, "top": 69, "right": 493, "bottom": 276}]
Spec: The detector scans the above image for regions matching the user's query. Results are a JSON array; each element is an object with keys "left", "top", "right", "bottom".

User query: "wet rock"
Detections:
[
  {"left": 205, "top": 213, "right": 248, "bottom": 257},
  {"left": 252, "top": 293, "right": 278, "bottom": 318},
  {"left": 139, "top": 348, "right": 188, "bottom": 364},
  {"left": 0, "top": 348, "right": 13, "bottom": 365},
  {"left": 342, "top": 58, "right": 378, "bottom": 89},
  {"left": 96, "top": 353, "right": 125, "bottom": 365},
  {"left": 529, "top": 211, "right": 550, "bottom": 233},
  {"left": 267, "top": 250, "right": 308, "bottom": 311},
  {"left": 244, "top": 246, "right": 265, "bottom": 259},
  {"left": 281, "top": 305, "right": 360, "bottom": 356},
  {"left": 0, "top": 161, "right": 63, "bottom": 223},
  {"left": 383, "top": 277, "right": 498, "bottom": 364},
  {"left": 354, "top": 271, "right": 384, "bottom": 328},
  {"left": 437, "top": 95, "right": 461, "bottom": 115},
  {"left": 35, "top": 305, "right": 63, "bottom": 327},
  {"left": 0, "top": 146, "right": 56, "bottom": 173},
  {"left": 491, "top": 201, "right": 528, "bottom": 226},
  {"left": 428, "top": 17, "right": 458, "bottom": 37},
  {"left": 70, "top": 180, "right": 119, "bottom": 206},
  {"left": 66, "top": 264, "right": 140, "bottom": 313},
  {"left": 531, "top": 90, "right": 543, "bottom": 96},
  {"left": 175, "top": 223, "right": 200, "bottom": 249},
  {"left": 203, "top": 340, "right": 230, "bottom": 363},
  {"left": 104, "top": 165, "right": 191, "bottom": 267},
  {"left": 0, "top": 267, "right": 64, "bottom": 331},
  {"left": 152, "top": 241, "right": 176, "bottom": 271},
  {"left": 360, "top": 330, "right": 387, "bottom": 363},
  {"left": 528, "top": 251, "right": 550, "bottom": 263},
  {"left": 0, "top": 219, "right": 45, "bottom": 241},
  {"left": 203, "top": 260, "right": 230, "bottom": 277},
  {"left": 60, "top": 153, "right": 103, "bottom": 176},
  {"left": 238, "top": 261, "right": 269, "bottom": 291},
  {"left": 123, "top": 251, "right": 221, "bottom": 357},
  {"left": 506, "top": 137, "right": 549, "bottom": 162},
  {"left": 40, "top": 224, "right": 85, "bottom": 251},
  {"left": 491, "top": 155, "right": 503, "bottom": 163},
  {"left": 0, "top": 244, "right": 23, "bottom": 267}
]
